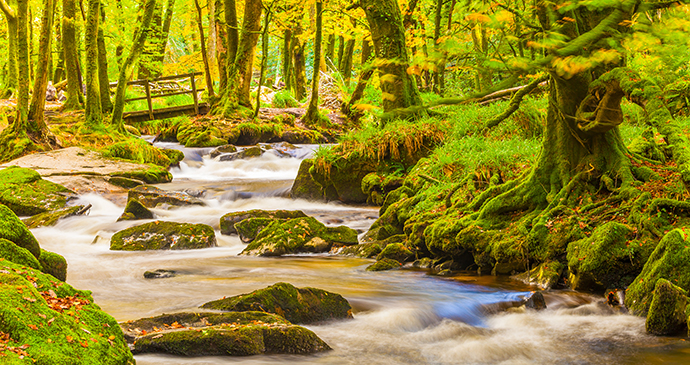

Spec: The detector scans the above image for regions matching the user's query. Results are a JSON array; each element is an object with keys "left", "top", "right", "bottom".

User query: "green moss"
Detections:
[
  {"left": 0, "top": 166, "right": 73, "bottom": 216},
  {"left": 128, "top": 185, "right": 204, "bottom": 208},
  {"left": 117, "top": 198, "right": 153, "bottom": 222},
  {"left": 100, "top": 138, "right": 172, "bottom": 167},
  {"left": 23, "top": 206, "right": 84, "bottom": 229},
  {"left": 0, "top": 238, "right": 42, "bottom": 270},
  {"left": 0, "top": 204, "right": 41, "bottom": 258},
  {"left": 235, "top": 218, "right": 275, "bottom": 243},
  {"left": 219, "top": 210, "right": 307, "bottom": 235},
  {"left": 200, "top": 282, "right": 352, "bottom": 324},
  {"left": 272, "top": 90, "right": 300, "bottom": 108},
  {"left": 645, "top": 279, "right": 688, "bottom": 335},
  {"left": 291, "top": 159, "right": 325, "bottom": 201},
  {"left": 161, "top": 149, "right": 184, "bottom": 165},
  {"left": 110, "top": 221, "right": 217, "bottom": 251},
  {"left": 241, "top": 217, "right": 358, "bottom": 256},
  {"left": 121, "top": 311, "right": 290, "bottom": 336},
  {"left": 0, "top": 260, "right": 134, "bottom": 364},
  {"left": 107, "top": 176, "right": 144, "bottom": 189},
  {"left": 626, "top": 229, "right": 690, "bottom": 315},
  {"left": 281, "top": 129, "right": 327, "bottom": 144},
  {"left": 512, "top": 261, "right": 565, "bottom": 290},
  {"left": 110, "top": 165, "right": 172, "bottom": 184},
  {"left": 177, "top": 121, "right": 227, "bottom": 147},
  {"left": 377, "top": 242, "right": 413, "bottom": 263},
  {"left": 233, "top": 122, "right": 284, "bottom": 146},
  {"left": 38, "top": 250, "right": 67, "bottom": 282},
  {"left": 366, "top": 258, "right": 402, "bottom": 271},
  {"left": 338, "top": 242, "right": 386, "bottom": 258}
]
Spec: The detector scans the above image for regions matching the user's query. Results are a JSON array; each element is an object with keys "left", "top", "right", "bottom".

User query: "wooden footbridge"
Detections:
[{"left": 111, "top": 72, "right": 210, "bottom": 122}]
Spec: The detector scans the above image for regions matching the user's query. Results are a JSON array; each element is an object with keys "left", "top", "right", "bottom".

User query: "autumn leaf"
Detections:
[{"left": 66, "top": 335, "right": 73, "bottom": 343}]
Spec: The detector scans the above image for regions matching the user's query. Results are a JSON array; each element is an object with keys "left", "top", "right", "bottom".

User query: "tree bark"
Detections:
[
  {"left": 194, "top": 0, "right": 215, "bottom": 100},
  {"left": 27, "top": 0, "right": 56, "bottom": 129},
  {"left": 215, "top": 0, "right": 227, "bottom": 93},
  {"left": 13, "top": 0, "right": 30, "bottom": 131},
  {"left": 84, "top": 0, "right": 102, "bottom": 127},
  {"left": 342, "top": 37, "right": 373, "bottom": 119},
  {"left": 110, "top": 0, "right": 157, "bottom": 129},
  {"left": 339, "top": 38, "right": 355, "bottom": 85},
  {"left": 254, "top": 4, "right": 272, "bottom": 118},
  {"left": 224, "top": 0, "right": 238, "bottom": 80},
  {"left": 302, "top": 0, "right": 322, "bottom": 126},
  {"left": 62, "top": 0, "right": 82, "bottom": 109},
  {"left": 53, "top": 8, "right": 65, "bottom": 83},
  {"left": 97, "top": 5, "right": 112, "bottom": 112},
  {"left": 0, "top": 0, "right": 18, "bottom": 97},
  {"left": 291, "top": 28, "right": 307, "bottom": 101},
  {"left": 137, "top": 1, "right": 163, "bottom": 79},
  {"left": 282, "top": 28, "right": 293, "bottom": 89},
  {"left": 325, "top": 33, "right": 335, "bottom": 66}
]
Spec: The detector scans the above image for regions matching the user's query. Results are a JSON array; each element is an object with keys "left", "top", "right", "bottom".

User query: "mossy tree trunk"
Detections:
[
  {"left": 224, "top": 0, "right": 238, "bottom": 74},
  {"left": 110, "top": 0, "right": 157, "bottom": 130},
  {"left": 356, "top": 0, "right": 421, "bottom": 113},
  {"left": 62, "top": 0, "right": 83, "bottom": 109},
  {"left": 302, "top": 0, "right": 323, "bottom": 126},
  {"left": 97, "top": 6, "right": 112, "bottom": 112},
  {"left": 27, "top": 0, "right": 57, "bottom": 129},
  {"left": 254, "top": 3, "right": 272, "bottom": 118},
  {"left": 291, "top": 25, "right": 307, "bottom": 101},
  {"left": 282, "top": 29, "right": 292, "bottom": 90},
  {"left": 339, "top": 37, "right": 355, "bottom": 86},
  {"left": 325, "top": 33, "right": 335, "bottom": 66},
  {"left": 53, "top": 10, "right": 65, "bottom": 83},
  {"left": 14, "top": 0, "right": 29, "bottom": 128},
  {"left": 84, "top": 0, "right": 102, "bottom": 128},
  {"left": 432, "top": 0, "right": 445, "bottom": 95},
  {"left": 137, "top": 1, "right": 163, "bottom": 79},
  {"left": 152, "top": 0, "right": 175, "bottom": 75},
  {"left": 342, "top": 37, "right": 373, "bottom": 119},
  {"left": 0, "top": 0, "right": 18, "bottom": 98}
]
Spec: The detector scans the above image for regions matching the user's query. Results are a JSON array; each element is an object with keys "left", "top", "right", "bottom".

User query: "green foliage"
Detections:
[{"left": 272, "top": 90, "right": 300, "bottom": 108}]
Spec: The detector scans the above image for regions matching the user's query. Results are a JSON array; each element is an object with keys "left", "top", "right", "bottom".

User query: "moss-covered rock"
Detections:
[
  {"left": 0, "top": 204, "right": 41, "bottom": 258},
  {"left": 38, "top": 249, "right": 68, "bottom": 281},
  {"left": 218, "top": 146, "right": 265, "bottom": 162},
  {"left": 366, "top": 258, "right": 402, "bottom": 271},
  {"left": 177, "top": 121, "right": 227, "bottom": 147},
  {"left": 201, "top": 282, "right": 353, "bottom": 324},
  {"left": 240, "top": 217, "right": 358, "bottom": 256},
  {"left": 220, "top": 209, "right": 307, "bottom": 235},
  {"left": 100, "top": 138, "right": 172, "bottom": 167},
  {"left": 645, "top": 279, "right": 688, "bottom": 335},
  {"left": 361, "top": 172, "right": 405, "bottom": 206},
  {"left": 566, "top": 222, "right": 643, "bottom": 291},
  {"left": 110, "top": 165, "right": 172, "bottom": 184},
  {"left": 377, "top": 242, "right": 413, "bottom": 263},
  {"left": 291, "top": 159, "right": 325, "bottom": 201},
  {"left": 132, "top": 324, "right": 330, "bottom": 356},
  {"left": 23, "top": 205, "right": 86, "bottom": 229},
  {"left": 626, "top": 229, "right": 690, "bottom": 315},
  {"left": 110, "top": 221, "right": 217, "bottom": 251},
  {"left": 338, "top": 242, "right": 386, "bottom": 258},
  {"left": 0, "top": 166, "right": 74, "bottom": 216},
  {"left": 161, "top": 148, "right": 185, "bottom": 166},
  {"left": 281, "top": 129, "right": 327, "bottom": 144},
  {"left": 209, "top": 144, "right": 238, "bottom": 158},
  {"left": 0, "top": 259, "right": 135, "bottom": 364},
  {"left": 235, "top": 218, "right": 275, "bottom": 243},
  {"left": 233, "top": 123, "right": 283, "bottom": 146},
  {"left": 128, "top": 185, "right": 205, "bottom": 208},
  {"left": 511, "top": 261, "right": 565, "bottom": 290},
  {"left": 0, "top": 238, "right": 42, "bottom": 270},
  {"left": 106, "top": 176, "right": 144, "bottom": 189},
  {"left": 117, "top": 198, "right": 154, "bottom": 222}
]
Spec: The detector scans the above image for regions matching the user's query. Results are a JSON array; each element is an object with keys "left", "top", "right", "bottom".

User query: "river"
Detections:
[{"left": 29, "top": 143, "right": 690, "bottom": 364}]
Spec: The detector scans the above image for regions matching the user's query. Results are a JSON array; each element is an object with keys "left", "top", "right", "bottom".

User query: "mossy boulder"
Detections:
[
  {"left": 338, "top": 242, "right": 386, "bottom": 258},
  {"left": 626, "top": 229, "right": 690, "bottom": 315},
  {"left": 38, "top": 249, "right": 68, "bottom": 281},
  {"left": 366, "top": 258, "right": 402, "bottom": 271},
  {"left": 209, "top": 144, "right": 238, "bottom": 158},
  {"left": 240, "top": 217, "right": 358, "bottom": 256},
  {"left": 281, "top": 129, "right": 327, "bottom": 144},
  {"left": 291, "top": 159, "right": 324, "bottom": 201},
  {"left": 0, "top": 259, "right": 135, "bottom": 364},
  {"left": 201, "top": 282, "right": 353, "bottom": 324},
  {"left": 128, "top": 185, "right": 205, "bottom": 208},
  {"left": 218, "top": 146, "right": 265, "bottom": 162},
  {"left": 100, "top": 138, "right": 172, "bottom": 167},
  {"left": 511, "top": 261, "right": 565, "bottom": 290},
  {"left": 110, "top": 165, "right": 172, "bottom": 184},
  {"left": 220, "top": 209, "right": 307, "bottom": 235},
  {"left": 161, "top": 148, "right": 185, "bottom": 166},
  {"left": 177, "top": 121, "right": 227, "bottom": 147},
  {"left": 566, "top": 222, "right": 643, "bottom": 291},
  {"left": 233, "top": 123, "right": 283, "bottom": 146},
  {"left": 0, "top": 204, "right": 41, "bottom": 258},
  {"left": 0, "top": 166, "right": 74, "bottom": 216},
  {"left": 117, "top": 198, "right": 154, "bottom": 222},
  {"left": 0, "top": 238, "right": 42, "bottom": 270},
  {"left": 361, "top": 172, "right": 405, "bottom": 206},
  {"left": 377, "top": 242, "right": 413, "bottom": 263},
  {"left": 110, "top": 221, "right": 217, "bottom": 251},
  {"left": 106, "top": 176, "right": 144, "bottom": 189},
  {"left": 23, "top": 205, "right": 86, "bottom": 229},
  {"left": 645, "top": 279, "right": 688, "bottom": 335},
  {"left": 132, "top": 324, "right": 329, "bottom": 356},
  {"left": 235, "top": 218, "right": 275, "bottom": 243}
]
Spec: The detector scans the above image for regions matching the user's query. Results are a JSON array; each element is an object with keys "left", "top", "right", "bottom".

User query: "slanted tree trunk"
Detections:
[
  {"left": 342, "top": 37, "right": 373, "bottom": 119},
  {"left": 0, "top": 0, "right": 18, "bottom": 98},
  {"left": 97, "top": 5, "right": 112, "bottom": 112},
  {"left": 302, "top": 0, "right": 322, "bottom": 126},
  {"left": 27, "top": 0, "right": 57, "bottom": 128},
  {"left": 137, "top": 1, "right": 163, "bottom": 79},
  {"left": 356, "top": 0, "right": 421, "bottom": 113},
  {"left": 83, "top": 0, "right": 102, "bottom": 127},
  {"left": 62, "top": 0, "right": 83, "bottom": 109},
  {"left": 193, "top": 0, "right": 215, "bottom": 100},
  {"left": 152, "top": 0, "right": 175, "bottom": 75},
  {"left": 110, "top": 0, "right": 157, "bottom": 130}
]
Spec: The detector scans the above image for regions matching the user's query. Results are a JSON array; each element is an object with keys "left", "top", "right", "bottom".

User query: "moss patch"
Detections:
[
  {"left": 128, "top": 185, "right": 204, "bottom": 208},
  {"left": 0, "top": 166, "right": 73, "bottom": 216},
  {"left": 23, "top": 206, "right": 85, "bottom": 229},
  {"left": 366, "top": 258, "right": 402, "bottom": 271},
  {"left": 110, "top": 221, "right": 217, "bottom": 251},
  {"left": 0, "top": 238, "right": 42, "bottom": 271},
  {"left": 117, "top": 198, "right": 153, "bottom": 222},
  {"left": 645, "top": 279, "right": 688, "bottom": 335},
  {"left": 38, "top": 250, "right": 68, "bottom": 282},
  {"left": 220, "top": 210, "right": 307, "bottom": 235},
  {"left": 0, "top": 204, "right": 41, "bottom": 258}
]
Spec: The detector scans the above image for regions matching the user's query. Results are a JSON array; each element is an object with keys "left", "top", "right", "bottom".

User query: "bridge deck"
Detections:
[{"left": 123, "top": 102, "right": 210, "bottom": 123}]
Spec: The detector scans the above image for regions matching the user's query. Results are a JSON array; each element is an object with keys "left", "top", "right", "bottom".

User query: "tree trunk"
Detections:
[
  {"left": 84, "top": 0, "right": 102, "bottom": 127},
  {"left": 194, "top": 0, "right": 215, "bottom": 99},
  {"left": 342, "top": 38, "right": 373, "bottom": 119},
  {"left": 53, "top": 9, "right": 65, "bottom": 83},
  {"left": 0, "top": 0, "right": 18, "bottom": 98},
  {"left": 254, "top": 5, "right": 272, "bottom": 118},
  {"left": 302, "top": 0, "right": 322, "bottom": 126},
  {"left": 13, "top": 0, "right": 30, "bottom": 130},
  {"left": 358, "top": 0, "right": 421, "bottom": 113},
  {"left": 110, "top": 0, "right": 157, "bottom": 130},
  {"left": 325, "top": 33, "right": 335, "bottom": 67},
  {"left": 152, "top": 0, "right": 175, "bottom": 75},
  {"left": 97, "top": 5, "right": 112, "bottom": 112},
  {"left": 215, "top": 0, "right": 227, "bottom": 93},
  {"left": 27, "top": 0, "right": 56, "bottom": 129},
  {"left": 62, "top": 0, "right": 82, "bottom": 109},
  {"left": 207, "top": 0, "right": 216, "bottom": 67},
  {"left": 292, "top": 29, "right": 307, "bottom": 101},
  {"left": 224, "top": 0, "right": 238, "bottom": 80},
  {"left": 282, "top": 29, "right": 293, "bottom": 89},
  {"left": 339, "top": 38, "right": 355, "bottom": 86},
  {"left": 432, "top": 0, "right": 444, "bottom": 95},
  {"left": 137, "top": 1, "right": 163, "bottom": 79}
]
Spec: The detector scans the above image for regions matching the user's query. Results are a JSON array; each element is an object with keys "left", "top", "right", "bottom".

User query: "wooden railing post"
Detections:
[
  {"left": 190, "top": 74, "right": 199, "bottom": 115},
  {"left": 144, "top": 79, "right": 154, "bottom": 121}
]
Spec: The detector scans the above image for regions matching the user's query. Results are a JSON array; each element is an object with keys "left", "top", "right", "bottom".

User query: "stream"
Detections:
[{"left": 28, "top": 142, "right": 690, "bottom": 364}]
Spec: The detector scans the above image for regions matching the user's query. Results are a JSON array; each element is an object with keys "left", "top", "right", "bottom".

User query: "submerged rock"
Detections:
[
  {"left": 376, "top": 242, "right": 413, "bottom": 263},
  {"left": 143, "top": 269, "right": 176, "bottom": 279},
  {"left": 235, "top": 217, "right": 275, "bottom": 243},
  {"left": 23, "top": 205, "right": 90, "bottom": 229},
  {"left": 0, "top": 259, "right": 135, "bottom": 364},
  {"left": 219, "top": 209, "right": 307, "bottom": 235},
  {"left": 110, "top": 221, "right": 216, "bottom": 251},
  {"left": 240, "top": 217, "right": 358, "bottom": 256},
  {"left": 201, "top": 282, "right": 353, "bottom": 324},
  {"left": 128, "top": 185, "right": 205, "bottom": 208},
  {"left": 645, "top": 279, "right": 688, "bottom": 335},
  {"left": 0, "top": 166, "right": 75, "bottom": 216},
  {"left": 117, "top": 198, "right": 154, "bottom": 221},
  {"left": 511, "top": 261, "right": 565, "bottom": 290}
]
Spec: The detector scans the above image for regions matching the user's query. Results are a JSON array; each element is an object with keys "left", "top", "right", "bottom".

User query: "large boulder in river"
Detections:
[
  {"left": 645, "top": 279, "right": 688, "bottom": 335},
  {"left": 110, "top": 221, "right": 216, "bottom": 250},
  {"left": 201, "top": 282, "right": 353, "bottom": 324},
  {"left": 290, "top": 159, "right": 326, "bottom": 201},
  {"left": 0, "top": 259, "right": 135, "bottom": 364},
  {"left": 626, "top": 229, "right": 690, "bottom": 315},
  {"left": 220, "top": 209, "right": 307, "bottom": 235},
  {"left": 0, "top": 204, "right": 41, "bottom": 258},
  {"left": 0, "top": 166, "right": 75, "bottom": 216},
  {"left": 117, "top": 197, "right": 154, "bottom": 221},
  {"left": 128, "top": 185, "right": 205, "bottom": 208}
]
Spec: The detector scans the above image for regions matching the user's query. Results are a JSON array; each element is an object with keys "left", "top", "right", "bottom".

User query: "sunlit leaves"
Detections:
[{"left": 552, "top": 49, "right": 621, "bottom": 78}]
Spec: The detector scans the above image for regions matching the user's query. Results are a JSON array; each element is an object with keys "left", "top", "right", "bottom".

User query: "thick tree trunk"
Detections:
[
  {"left": 302, "top": 0, "right": 322, "bottom": 126},
  {"left": 152, "top": 0, "right": 175, "bottom": 74},
  {"left": 84, "top": 0, "right": 102, "bottom": 127},
  {"left": 27, "top": 0, "right": 56, "bottom": 129},
  {"left": 358, "top": 0, "right": 421, "bottom": 113},
  {"left": 97, "top": 6, "right": 112, "bottom": 112},
  {"left": 0, "top": 0, "right": 18, "bottom": 97},
  {"left": 137, "top": 1, "right": 163, "bottom": 79},
  {"left": 110, "top": 0, "right": 157, "bottom": 129},
  {"left": 254, "top": 5, "right": 272, "bottom": 118},
  {"left": 282, "top": 29, "right": 293, "bottom": 89},
  {"left": 342, "top": 38, "right": 373, "bottom": 118},
  {"left": 291, "top": 25, "right": 307, "bottom": 101},
  {"left": 224, "top": 0, "right": 238, "bottom": 80},
  {"left": 215, "top": 0, "right": 227, "bottom": 93},
  {"left": 53, "top": 10, "right": 65, "bottom": 83},
  {"left": 62, "top": 0, "right": 82, "bottom": 109},
  {"left": 194, "top": 0, "right": 215, "bottom": 99},
  {"left": 325, "top": 33, "right": 335, "bottom": 66},
  {"left": 13, "top": 0, "right": 29, "bottom": 130},
  {"left": 207, "top": 0, "right": 216, "bottom": 66}
]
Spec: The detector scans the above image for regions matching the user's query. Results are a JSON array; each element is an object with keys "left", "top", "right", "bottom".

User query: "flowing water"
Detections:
[{"left": 29, "top": 143, "right": 690, "bottom": 365}]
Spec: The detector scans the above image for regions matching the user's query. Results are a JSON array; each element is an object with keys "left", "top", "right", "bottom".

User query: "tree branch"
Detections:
[
  {"left": 0, "top": 0, "right": 16, "bottom": 18},
  {"left": 483, "top": 74, "right": 549, "bottom": 130}
]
